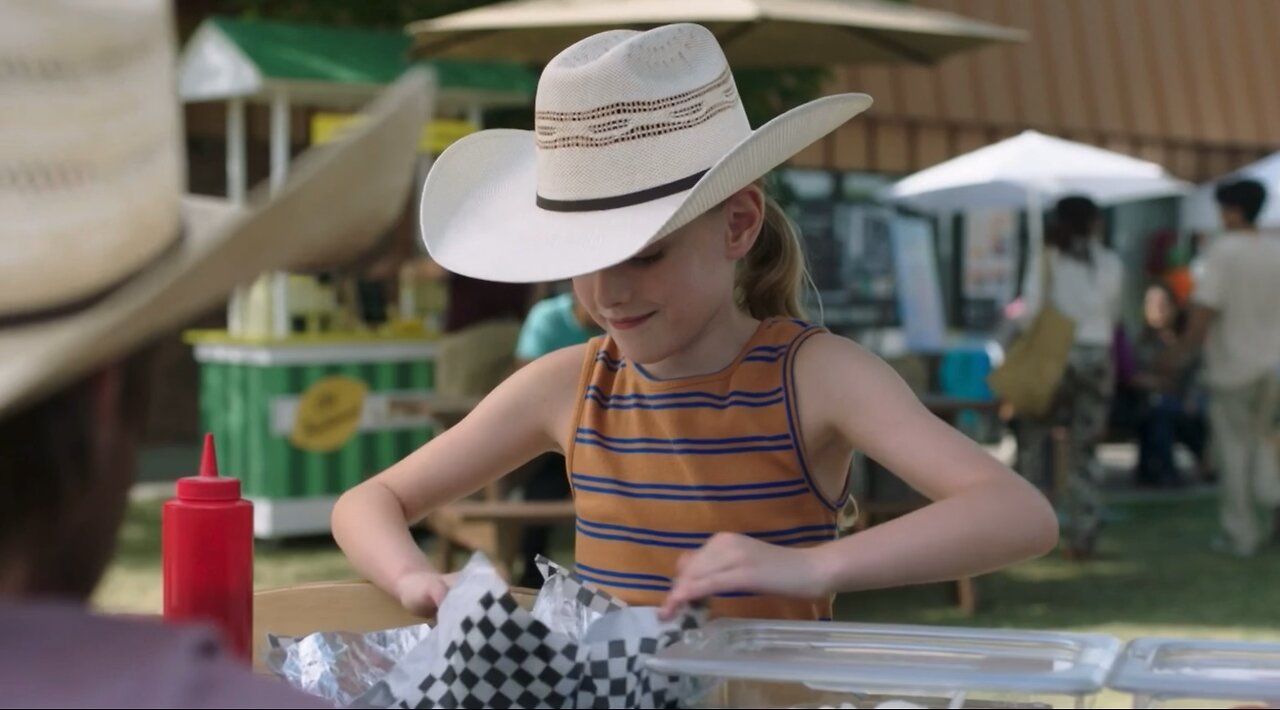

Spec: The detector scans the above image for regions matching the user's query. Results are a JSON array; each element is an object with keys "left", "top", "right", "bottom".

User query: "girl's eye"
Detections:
[{"left": 631, "top": 251, "right": 663, "bottom": 266}]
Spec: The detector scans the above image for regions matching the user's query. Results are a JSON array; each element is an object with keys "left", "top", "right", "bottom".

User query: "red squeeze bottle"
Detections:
[{"left": 162, "top": 433, "right": 254, "bottom": 662}]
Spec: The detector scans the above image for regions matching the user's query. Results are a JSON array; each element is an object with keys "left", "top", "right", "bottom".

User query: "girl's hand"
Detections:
[
  {"left": 395, "top": 570, "right": 454, "bottom": 617},
  {"left": 659, "top": 533, "right": 830, "bottom": 620}
]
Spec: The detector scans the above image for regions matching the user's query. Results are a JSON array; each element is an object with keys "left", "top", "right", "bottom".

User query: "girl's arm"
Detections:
[
  {"left": 663, "top": 334, "right": 1057, "bottom": 614},
  {"left": 798, "top": 334, "right": 1058, "bottom": 592},
  {"left": 331, "top": 344, "right": 585, "bottom": 615}
]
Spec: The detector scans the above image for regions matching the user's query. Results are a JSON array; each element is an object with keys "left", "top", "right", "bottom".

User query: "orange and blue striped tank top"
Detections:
[{"left": 567, "top": 317, "right": 848, "bottom": 620}]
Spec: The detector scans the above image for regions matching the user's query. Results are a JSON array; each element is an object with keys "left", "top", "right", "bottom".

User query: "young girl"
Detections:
[{"left": 333, "top": 23, "right": 1058, "bottom": 621}]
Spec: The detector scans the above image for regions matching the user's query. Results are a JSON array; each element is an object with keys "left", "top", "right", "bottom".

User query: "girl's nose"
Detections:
[{"left": 591, "top": 265, "right": 631, "bottom": 310}]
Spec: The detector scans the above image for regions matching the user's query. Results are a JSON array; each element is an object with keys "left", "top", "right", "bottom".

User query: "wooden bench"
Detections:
[
  {"left": 427, "top": 499, "right": 577, "bottom": 580},
  {"left": 401, "top": 383, "right": 574, "bottom": 580}
]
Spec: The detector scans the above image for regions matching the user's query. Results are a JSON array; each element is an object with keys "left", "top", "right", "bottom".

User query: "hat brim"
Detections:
[
  {"left": 0, "top": 71, "right": 431, "bottom": 417},
  {"left": 421, "top": 93, "right": 872, "bottom": 283}
]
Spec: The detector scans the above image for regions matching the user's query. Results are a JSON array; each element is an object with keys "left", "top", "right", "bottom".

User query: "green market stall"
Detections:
[
  {"left": 186, "top": 332, "right": 472, "bottom": 539},
  {"left": 178, "top": 18, "right": 532, "bottom": 538}
]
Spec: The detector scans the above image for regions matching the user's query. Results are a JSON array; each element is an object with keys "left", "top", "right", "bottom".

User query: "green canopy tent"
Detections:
[{"left": 179, "top": 16, "right": 536, "bottom": 202}]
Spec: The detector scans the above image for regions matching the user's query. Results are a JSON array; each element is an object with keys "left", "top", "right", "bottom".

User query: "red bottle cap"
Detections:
[{"left": 176, "top": 433, "right": 241, "bottom": 501}]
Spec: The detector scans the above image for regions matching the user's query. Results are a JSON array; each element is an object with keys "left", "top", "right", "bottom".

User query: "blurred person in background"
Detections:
[
  {"left": 1015, "top": 196, "right": 1125, "bottom": 560},
  {"left": 1130, "top": 282, "right": 1208, "bottom": 488},
  {"left": 1171, "top": 179, "right": 1280, "bottom": 557},
  {"left": 511, "top": 289, "right": 601, "bottom": 587}
]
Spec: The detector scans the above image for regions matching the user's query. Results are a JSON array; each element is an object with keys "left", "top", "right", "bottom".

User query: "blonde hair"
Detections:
[{"left": 734, "top": 184, "right": 809, "bottom": 320}]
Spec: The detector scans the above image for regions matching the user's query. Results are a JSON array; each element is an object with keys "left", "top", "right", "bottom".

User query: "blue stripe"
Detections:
[
  {"left": 572, "top": 473, "right": 806, "bottom": 492},
  {"left": 574, "top": 438, "right": 794, "bottom": 455},
  {"left": 584, "top": 386, "right": 783, "bottom": 402},
  {"left": 633, "top": 362, "right": 661, "bottom": 381},
  {"left": 575, "top": 562, "right": 671, "bottom": 583},
  {"left": 575, "top": 569, "right": 672, "bottom": 592},
  {"left": 578, "top": 518, "right": 706, "bottom": 540},
  {"left": 576, "top": 524, "right": 701, "bottom": 549},
  {"left": 576, "top": 524, "right": 833, "bottom": 551},
  {"left": 576, "top": 429, "right": 792, "bottom": 446},
  {"left": 572, "top": 482, "right": 808, "bottom": 502},
  {"left": 630, "top": 343, "right": 789, "bottom": 381},
  {"left": 743, "top": 354, "right": 785, "bottom": 363},
  {"left": 585, "top": 396, "right": 784, "bottom": 411},
  {"left": 577, "top": 517, "right": 835, "bottom": 541},
  {"left": 595, "top": 354, "right": 625, "bottom": 370},
  {"left": 755, "top": 523, "right": 837, "bottom": 538}
]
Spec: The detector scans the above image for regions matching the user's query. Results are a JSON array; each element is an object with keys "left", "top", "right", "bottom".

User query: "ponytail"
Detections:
[{"left": 734, "top": 185, "right": 808, "bottom": 320}]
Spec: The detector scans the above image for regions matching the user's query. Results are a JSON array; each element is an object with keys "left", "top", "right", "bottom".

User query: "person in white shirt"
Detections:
[
  {"left": 1015, "top": 196, "right": 1125, "bottom": 560},
  {"left": 1174, "top": 179, "right": 1280, "bottom": 557}
]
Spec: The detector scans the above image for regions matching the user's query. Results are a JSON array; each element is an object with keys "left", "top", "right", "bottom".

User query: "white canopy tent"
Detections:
[
  {"left": 880, "top": 130, "right": 1189, "bottom": 213},
  {"left": 1181, "top": 151, "right": 1280, "bottom": 232},
  {"left": 879, "top": 130, "right": 1190, "bottom": 269}
]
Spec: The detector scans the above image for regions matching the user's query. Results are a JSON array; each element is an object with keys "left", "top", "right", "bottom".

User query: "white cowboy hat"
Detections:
[
  {"left": 0, "top": 0, "right": 429, "bottom": 417},
  {"left": 419, "top": 23, "right": 872, "bottom": 283}
]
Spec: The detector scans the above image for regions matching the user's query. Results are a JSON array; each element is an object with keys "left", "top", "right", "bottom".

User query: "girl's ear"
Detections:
[{"left": 723, "top": 185, "right": 765, "bottom": 260}]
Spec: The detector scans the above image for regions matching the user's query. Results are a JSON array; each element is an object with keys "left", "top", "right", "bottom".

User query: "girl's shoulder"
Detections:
[
  {"left": 790, "top": 330, "right": 875, "bottom": 374},
  {"left": 502, "top": 343, "right": 593, "bottom": 402},
  {"left": 788, "top": 330, "right": 893, "bottom": 400},
  {"left": 757, "top": 316, "right": 825, "bottom": 347},
  {"left": 788, "top": 330, "right": 927, "bottom": 439}
]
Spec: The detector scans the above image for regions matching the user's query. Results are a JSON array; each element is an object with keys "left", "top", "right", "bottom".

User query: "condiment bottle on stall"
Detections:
[{"left": 162, "top": 433, "right": 254, "bottom": 662}]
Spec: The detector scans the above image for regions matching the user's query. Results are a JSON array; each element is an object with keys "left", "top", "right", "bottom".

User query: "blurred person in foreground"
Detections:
[
  {"left": 1170, "top": 179, "right": 1280, "bottom": 557},
  {"left": 1014, "top": 196, "right": 1124, "bottom": 560},
  {"left": 0, "top": 1, "right": 427, "bottom": 706}
]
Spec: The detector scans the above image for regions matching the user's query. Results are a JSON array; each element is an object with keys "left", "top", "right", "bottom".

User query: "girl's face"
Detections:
[
  {"left": 572, "top": 187, "right": 762, "bottom": 365},
  {"left": 1144, "top": 286, "right": 1175, "bottom": 329}
]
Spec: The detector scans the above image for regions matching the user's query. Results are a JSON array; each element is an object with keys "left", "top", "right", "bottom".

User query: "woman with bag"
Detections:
[{"left": 1007, "top": 196, "right": 1125, "bottom": 561}]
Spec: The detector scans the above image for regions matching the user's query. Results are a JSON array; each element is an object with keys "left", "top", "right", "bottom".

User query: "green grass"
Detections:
[
  {"left": 843, "top": 495, "right": 1280, "bottom": 641},
  {"left": 95, "top": 500, "right": 362, "bottom": 614},
  {"left": 98, "top": 492, "right": 1280, "bottom": 637},
  {"left": 95, "top": 494, "right": 1279, "bottom": 707}
]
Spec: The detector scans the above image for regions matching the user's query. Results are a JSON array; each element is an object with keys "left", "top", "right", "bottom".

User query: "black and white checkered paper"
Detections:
[{"left": 352, "top": 553, "right": 704, "bottom": 709}]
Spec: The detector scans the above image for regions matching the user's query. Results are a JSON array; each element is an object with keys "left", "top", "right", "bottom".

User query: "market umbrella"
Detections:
[
  {"left": 879, "top": 130, "right": 1190, "bottom": 255},
  {"left": 408, "top": 0, "right": 1026, "bottom": 67}
]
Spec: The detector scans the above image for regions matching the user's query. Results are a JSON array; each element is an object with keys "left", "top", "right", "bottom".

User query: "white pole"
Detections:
[
  {"left": 1022, "top": 187, "right": 1046, "bottom": 322},
  {"left": 1027, "top": 188, "right": 1045, "bottom": 260},
  {"left": 226, "top": 97, "right": 247, "bottom": 204},
  {"left": 269, "top": 90, "right": 292, "bottom": 338},
  {"left": 226, "top": 97, "right": 247, "bottom": 336},
  {"left": 269, "top": 89, "right": 291, "bottom": 193}
]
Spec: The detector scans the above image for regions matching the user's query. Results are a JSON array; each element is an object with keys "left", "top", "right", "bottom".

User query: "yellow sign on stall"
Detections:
[
  {"left": 290, "top": 375, "right": 368, "bottom": 453},
  {"left": 311, "top": 113, "right": 477, "bottom": 154}
]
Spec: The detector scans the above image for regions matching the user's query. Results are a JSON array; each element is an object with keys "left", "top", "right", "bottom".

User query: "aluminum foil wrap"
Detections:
[
  {"left": 263, "top": 554, "right": 700, "bottom": 709},
  {"left": 264, "top": 624, "right": 432, "bottom": 707}
]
